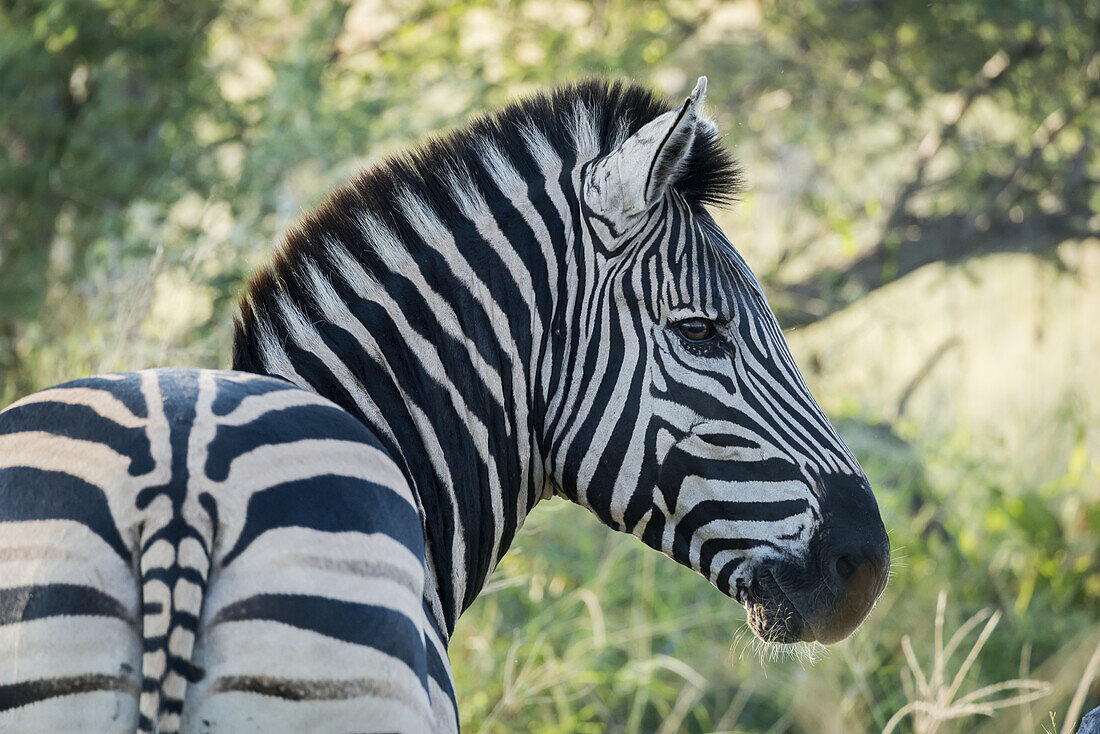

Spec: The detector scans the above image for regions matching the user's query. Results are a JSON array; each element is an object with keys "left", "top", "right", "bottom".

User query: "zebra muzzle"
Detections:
[{"left": 748, "top": 525, "right": 890, "bottom": 645}]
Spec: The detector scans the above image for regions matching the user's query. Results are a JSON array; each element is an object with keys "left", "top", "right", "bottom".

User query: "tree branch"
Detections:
[
  {"left": 882, "top": 37, "right": 1045, "bottom": 234},
  {"left": 772, "top": 209, "right": 1092, "bottom": 329}
]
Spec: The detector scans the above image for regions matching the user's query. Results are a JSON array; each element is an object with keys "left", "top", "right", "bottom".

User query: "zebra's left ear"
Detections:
[{"left": 584, "top": 77, "right": 706, "bottom": 233}]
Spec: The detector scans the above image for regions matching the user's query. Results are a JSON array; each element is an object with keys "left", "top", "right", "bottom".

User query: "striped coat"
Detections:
[{"left": 1, "top": 77, "right": 888, "bottom": 732}]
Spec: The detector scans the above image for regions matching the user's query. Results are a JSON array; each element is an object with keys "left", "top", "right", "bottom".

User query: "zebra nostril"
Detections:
[{"left": 834, "top": 554, "right": 858, "bottom": 582}]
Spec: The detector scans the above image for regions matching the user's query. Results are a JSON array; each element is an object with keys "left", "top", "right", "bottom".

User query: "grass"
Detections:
[{"left": 882, "top": 591, "right": 1050, "bottom": 734}]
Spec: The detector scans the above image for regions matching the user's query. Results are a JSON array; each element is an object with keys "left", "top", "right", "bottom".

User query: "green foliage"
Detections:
[{"left": 0, "top": 0, "right": 223, "bottom": 294}]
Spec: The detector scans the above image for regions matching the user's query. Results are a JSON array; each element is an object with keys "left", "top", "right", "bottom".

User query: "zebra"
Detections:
[{"left": 0, "top": 76, "right": 890, "bottom": 733}]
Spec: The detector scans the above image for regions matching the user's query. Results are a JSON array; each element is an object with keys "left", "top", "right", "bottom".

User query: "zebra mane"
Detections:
[
  {"left": 363, "top": 76, "right": 742, "bottom": 215},
  {"left": 234, "top": 79, "right": 741, "bottom": 368}
]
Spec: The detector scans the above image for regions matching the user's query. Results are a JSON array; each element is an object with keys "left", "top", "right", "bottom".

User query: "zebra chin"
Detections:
[{"left": 745, "top": 536, "right": 891, "bottom": 645}]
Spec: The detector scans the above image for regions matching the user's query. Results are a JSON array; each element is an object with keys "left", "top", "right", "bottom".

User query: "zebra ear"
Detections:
[{"left": 584, "top": 77, "right": 706, "bottom": 231}]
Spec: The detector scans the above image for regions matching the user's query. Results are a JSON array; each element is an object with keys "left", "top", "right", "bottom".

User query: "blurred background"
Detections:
[{"left": 1, "top": 0, "right": 1098, "bottom": 731}]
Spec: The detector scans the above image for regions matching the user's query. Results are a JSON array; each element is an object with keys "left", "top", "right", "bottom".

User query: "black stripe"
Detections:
[
  {"left": 698, "top": 537, "right": 780, "bottom": 581},
  {"left": 677, "top": 498, "right": 810, "bottom": 539},
  {"left": 0, "top": 584, "right": 132, "bottom": 626},
  {"left": 55, "top": 373, "right": 148, "bottom": 418},
  {"left": 212, "top": 594, "right": 430, "bottom": 693},
  {"left": 0, "top": 402, "right": 153, "bottom": 475},
  {"left": 0, "top": 674, "right": 138, "bottom": 712},
  {"left": 656, "top": 451, "right": 806, "bottom": 513},
  {"left": 715, "top": 557, "right": 746, "bottom": 596},
  {"left": 204, "top": 403, "right": 387, "bottom": 482},
  {"left": 0, "top": 467, "right": 131, "bottom": 563},
  {"left": 220, "top": 474, "right": 425, "bottom": 567}
]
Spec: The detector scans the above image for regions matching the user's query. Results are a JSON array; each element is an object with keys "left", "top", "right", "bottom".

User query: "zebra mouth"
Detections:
[{"left": 745, "top": 570, "right": 814, "bottom": 644}]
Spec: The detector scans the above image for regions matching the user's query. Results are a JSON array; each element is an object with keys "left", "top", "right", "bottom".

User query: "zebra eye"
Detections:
[{"left": 675, "top": 318, "right": 717, "bottom": 343}]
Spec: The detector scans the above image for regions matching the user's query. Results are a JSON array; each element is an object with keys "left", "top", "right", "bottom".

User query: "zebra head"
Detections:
[{"left": 548, "top": 78, "right": 889, "bottom": 645}]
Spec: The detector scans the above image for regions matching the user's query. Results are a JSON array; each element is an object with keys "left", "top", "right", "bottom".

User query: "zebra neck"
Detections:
[
  {"left": 234, "top": 157, "right": 580, "bottom": 638},
  {"left": 340, "top": 220, "right": 561, "bottom": 637}
]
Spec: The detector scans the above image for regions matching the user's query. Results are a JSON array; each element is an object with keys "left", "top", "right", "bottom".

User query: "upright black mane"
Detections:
[{"left": 233, "top": 78, "right": 742, "bottom": 371}]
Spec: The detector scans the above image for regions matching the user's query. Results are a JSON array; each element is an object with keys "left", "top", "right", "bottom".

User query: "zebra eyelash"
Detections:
[
  {"left": 680, "top": 336, "right": 732, "bottom": 359},
  {"left": 666, "top": 319, "right": 734, "bottom": 359}
]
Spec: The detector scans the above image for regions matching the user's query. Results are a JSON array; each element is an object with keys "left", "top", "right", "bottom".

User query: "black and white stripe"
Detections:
[
  {"left": 1, "top": 76, "right": 888, "bottom": 732},
  {"left": 1, "top": 370, "right": 453, "bottom": 732}
]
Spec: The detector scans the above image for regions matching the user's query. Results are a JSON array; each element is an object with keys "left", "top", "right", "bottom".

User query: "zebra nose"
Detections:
[
  {"left": 827, "top": 532, "right": 888, "bottom": 587},
  {"left": 815, "top": 529, "right": 890, "bottom": 643},
  {"left": 833, "top": 553, "right": 859, "bottom": 583}
]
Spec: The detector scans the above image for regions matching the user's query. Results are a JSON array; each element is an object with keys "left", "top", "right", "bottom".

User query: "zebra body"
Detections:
[
  {"left": 0, "top": 369, "right": 455, "bottom": 732},
  {"left": 1, "top": 77, "right": 889, "bottom": 732}
]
